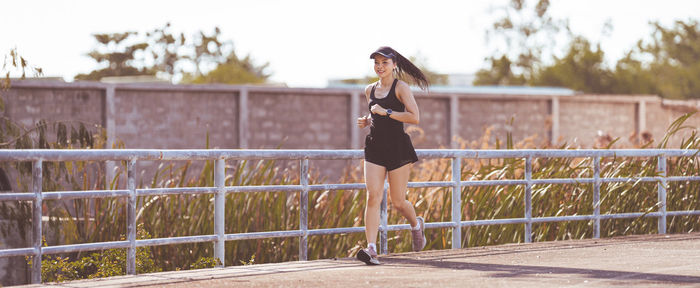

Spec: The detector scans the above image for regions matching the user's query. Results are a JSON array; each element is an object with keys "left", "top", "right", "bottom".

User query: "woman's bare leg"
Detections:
[
  {"left": 387, "top": 164, "right": 418, "bottom": 227},
  {"left": 364, "top": 161, "right": 386, "bottom": 246}
]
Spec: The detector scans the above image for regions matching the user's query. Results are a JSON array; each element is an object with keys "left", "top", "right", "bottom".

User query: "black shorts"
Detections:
[{"left": 364, "top": 133, "right": 419, "bottom": 171}]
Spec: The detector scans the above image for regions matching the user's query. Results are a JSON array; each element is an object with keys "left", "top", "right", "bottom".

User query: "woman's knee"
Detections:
[
  {"left": 366, "top": 190, "right": 383, "bottom": 206},
  {"left": 390, "top": 199, "right": 411, "bottom": 211}
]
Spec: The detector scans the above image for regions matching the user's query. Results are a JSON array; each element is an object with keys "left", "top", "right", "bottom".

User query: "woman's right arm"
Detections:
[{"left": 356, "top": 84, "right": 374, "bottom": 128}]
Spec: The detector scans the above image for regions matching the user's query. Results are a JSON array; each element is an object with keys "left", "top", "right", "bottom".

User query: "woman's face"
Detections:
[{"left": 373, "top": 55, "right": 396, "bottom": 78}]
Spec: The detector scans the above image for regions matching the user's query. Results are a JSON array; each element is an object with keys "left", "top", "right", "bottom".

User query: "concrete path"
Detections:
[{"left": 19, "top": 232, "right": 700, "bottom": 287}]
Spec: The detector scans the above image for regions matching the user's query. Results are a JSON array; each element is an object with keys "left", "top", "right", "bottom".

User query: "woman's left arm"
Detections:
[{"left": 388, "top": 81, "right": 420, "bottom": 125}]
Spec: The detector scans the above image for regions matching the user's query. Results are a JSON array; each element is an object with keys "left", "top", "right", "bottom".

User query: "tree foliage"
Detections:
[
  {"left": 476, "top": 0, "right": 700, "bottom": 99},
  {"left": 637, "top": 20, "right": 700, "bottom": 99},
  {"left": 74, "top": 32, "right": 151, "bottom": 81},
  {"left": 183, "top": 51, "right": 270, "bottom": 85},
  {"left": 75, "top": 23, "right": 270, "bottom": 84},
  {"left": 531, "top": 36, "right": 614, "bottom": 93},
  {"left": 475, "top": 0, "right": 570, "bottom": 86}
]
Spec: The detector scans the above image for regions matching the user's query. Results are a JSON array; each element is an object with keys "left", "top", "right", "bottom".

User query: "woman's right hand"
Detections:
[{"left": 357, "top": 115, "right": 371, "bottom": 128}]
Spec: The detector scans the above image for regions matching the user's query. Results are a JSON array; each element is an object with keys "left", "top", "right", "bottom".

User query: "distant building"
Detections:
[
  {"left": 327, "top": 73, "right": 577, "bottom": 96},
  {"left": 445, "top": 73, "right": 475, "bottom": 87},
  {"left": 99, "top": 75, "right": 169, "bottom": 84}
]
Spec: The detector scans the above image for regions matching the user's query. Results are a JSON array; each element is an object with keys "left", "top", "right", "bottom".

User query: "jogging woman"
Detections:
[{"left": 356, "top": 46, "right": 429, "bottom": 265}]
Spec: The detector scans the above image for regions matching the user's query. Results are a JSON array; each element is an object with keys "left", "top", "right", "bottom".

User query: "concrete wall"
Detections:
[{"left": 5, "top": 81, "right": 699, "bottom": 151}]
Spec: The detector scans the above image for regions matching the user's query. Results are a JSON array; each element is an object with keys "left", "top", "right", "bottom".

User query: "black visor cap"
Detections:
[{"left": 369, "top": 46, "right": 395, "bottom": 59}]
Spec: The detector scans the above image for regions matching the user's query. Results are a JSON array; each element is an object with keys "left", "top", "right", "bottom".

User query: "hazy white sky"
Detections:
[{"left": 2, "top": 0, "right": 698, "bottom": 87}]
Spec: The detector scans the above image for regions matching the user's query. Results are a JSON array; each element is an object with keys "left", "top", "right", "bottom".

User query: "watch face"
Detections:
[{"left": 387, "top": 109, "right": 392, "bottom": 115}]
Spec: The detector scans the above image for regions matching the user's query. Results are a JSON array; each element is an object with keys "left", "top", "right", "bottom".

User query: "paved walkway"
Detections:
[{"left": 21, "top": 233, "right": 700, "bottom": 287}]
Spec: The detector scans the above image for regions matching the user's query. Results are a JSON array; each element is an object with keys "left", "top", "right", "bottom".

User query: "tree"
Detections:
[
  {"left": 531, "top": 37, "right": 614, "bottom": 93},
  {"left": 635, "top": 20, "right": 700, "bottom": 99},
  {"left": 476, "top": 1, "right": 700, "bottom": 100},
  {"left": 608, "top": 51, "right": 658, "bottom": 95},
  {"left": 74, "top": 32, "right": 151, "bottom": 81},
  {"left": 183, "top": 51, "right": 270, "bottom": 85},
  {"left": 474, "top": 55, "right": 526, "bottom": 86},
  {"left": 475, "top": 0, "right": 571, "bottom": 85},
  {"left": 75, "top": 23, "right": 270, "bottom": 84}
]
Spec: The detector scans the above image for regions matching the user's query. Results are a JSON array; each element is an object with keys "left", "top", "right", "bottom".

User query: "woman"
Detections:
[{"left": 356, "top": 46, "right": 429, "bottom": 265}]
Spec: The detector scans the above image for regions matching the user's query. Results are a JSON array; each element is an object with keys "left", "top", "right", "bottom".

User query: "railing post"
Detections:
[
  {"left": 593, "top": 156, "right": 601, "bottom": 239},
  {"left": 380, "top": 181, "right": 388, "bottom": 255},
  {"left": 451, "top": 157, "right": 462, "bottom": 249},
  {"left": 105, "top": 84, "right": 116, "bottom": 190},
  {"left": 524, "top": 156, "right": 533, "bottom": 243},
  {"left": 238, "top": 88, "right": 249, "bottom": 149},
  {"left": 657, "top": 155, "right": 667, "bottom": 234},
  {"left": 214, "top": 158, "right": 226, "bottom": 267},
  {"left": 299, "top": 159, "right": 309, "bottom": 261},
  {"left": 127, "top": 159, "right": 136, "bottom": 274},
  {"left": 31, "top": 160, "right": 42, "bottom": 284}
]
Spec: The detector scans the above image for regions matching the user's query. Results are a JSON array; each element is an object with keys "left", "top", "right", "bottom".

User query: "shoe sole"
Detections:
[
  {"left": 357, "top": 249, "right": 380, "bottom": 265},
  {"left": 415, "top": 216, "right": 426, "bottom": 252}
]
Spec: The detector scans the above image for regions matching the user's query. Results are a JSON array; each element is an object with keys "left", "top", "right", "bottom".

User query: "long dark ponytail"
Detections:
[{"left": 384, "top": 47, "right": 430, "bottom": 90}]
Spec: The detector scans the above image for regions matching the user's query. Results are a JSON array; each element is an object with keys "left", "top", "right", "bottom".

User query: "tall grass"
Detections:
[{"left": 3, "top": 113, "right": 699, "bottom": 280}]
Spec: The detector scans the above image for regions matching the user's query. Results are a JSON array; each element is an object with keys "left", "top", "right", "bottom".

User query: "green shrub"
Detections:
[{"left": 35, "top": 224, "right": 161, "bottom": 283}]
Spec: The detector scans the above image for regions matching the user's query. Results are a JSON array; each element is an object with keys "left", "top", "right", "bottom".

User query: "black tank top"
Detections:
[{"left": 369, "top": 79, "right": 405, "bottom": 137}]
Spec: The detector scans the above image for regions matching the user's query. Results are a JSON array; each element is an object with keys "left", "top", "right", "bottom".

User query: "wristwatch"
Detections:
[{"left": 386, "top": 109, "right": 392, "bottom": 116}]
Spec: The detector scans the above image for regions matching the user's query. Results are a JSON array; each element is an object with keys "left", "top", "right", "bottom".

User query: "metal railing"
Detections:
[{"left": 1, "top": 148, "right": 699, "bottom": 284}]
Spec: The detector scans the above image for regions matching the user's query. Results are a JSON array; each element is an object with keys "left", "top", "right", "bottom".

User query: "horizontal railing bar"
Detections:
[
  {"left": 43, "top": 190, "right": 130, "bottom": 200},
  {"left": 461, "top": 218, "right": 529, "bottom": 226},
  {"left": 383, "top": 224, "right": 413, "bottom": 231},
  {"left": 0, "top": 149, "right": 697, "bottom": 161},
  {"left": 461, "top": 180, "right": 528, "bottom": 186},
  {"left": 42, "top": 241, "right": 130, "bottom": 254},
  {"left": 13, "top": 174, "right": 691, "bottom": 201},
  {"left": 530, "top": 215, "right": 595, "bottom": 223},
  {"left": 469, "top": 149, "right": 700, "bottom": 158},
  {"left": 0, "top": 193, "right": 35, "bottom": 201},
  {"left": 137, "top": 235, "right": 218, "bottom": 247},
  {"left": 225, "top": 230, "right": 304, "bottom": 241},
  {"left": 307, "top": 227, "right": 366, "bottom": 235},
  {"left": 531, "top": 178, "right": 595, "bottom": 185},
  {"left": 0, "top": 176, "right": 700, "bottom": 201},
  {"left": 599, "top": 212, "right": 661, "bottom": 219},
  {"left": 309, "top": 183, "right": 366, "bottom": 191},
  {"left": 667, "top": 176, "right": 700, "bottom": 182},
  {"left": 428, "top": 221, "right": 463, "bottom": 229},
  {"left": 408, "top": 181, "right": 454, "bottom": 188},
  {"left": 226, "top": 185, "right": 302, "bottom": 193},
  {"left": 0, "top": 248, "right": 34, "bottom": 257},
  {"left": 601, "top": 177, "right": 661, "bottom": 183},
  {"left": 667, "top": 211, "right": 700, "bottom": 216},
  {"left": 7, "top": 174, "right": 693, "bottom": 202},
  {"left": 138, "top": 187, "right": 218, "bottom": 196}
]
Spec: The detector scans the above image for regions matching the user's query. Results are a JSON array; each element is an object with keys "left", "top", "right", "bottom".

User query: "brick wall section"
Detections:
[
  {"left": 115, "top": 90, "right": 238, "bottom": 149},
  {"left": 248, "top": 93, "right": 348, "bottom": 149},
  {"left": 647, "top": 101, "right": 700, "bottom": 147},
  {"left": 647, "top": 101, "right": 672, "bottom": 146},
  {"left": 412, "top": 98, "right": 450, "bottom": 148},
  {"left": 5, "top": 87, "right": 104, "bottom": 134},
  {"left": 457, "top": 98, "right": 550, "bottom": 146},
  {"left": 3, "top": 81, "right": 698, "bottom": 153},
  {"left": 559, "top": 99, "right": 637, "bottom": 147}
]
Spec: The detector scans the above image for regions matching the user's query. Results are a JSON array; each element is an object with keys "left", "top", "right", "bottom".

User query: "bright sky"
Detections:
[{"left": 2, "top": 0, "right": 698, "bottom": 87}]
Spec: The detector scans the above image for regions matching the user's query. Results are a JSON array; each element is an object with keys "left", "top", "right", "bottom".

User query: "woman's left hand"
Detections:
[{"left": 370, "top": 104, "right": 387, "bottom": 116}]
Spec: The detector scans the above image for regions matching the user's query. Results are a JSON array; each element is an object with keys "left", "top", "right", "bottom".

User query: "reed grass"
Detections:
[{"left": 3, "top": 113, "right": 698, "bottom": 280}]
